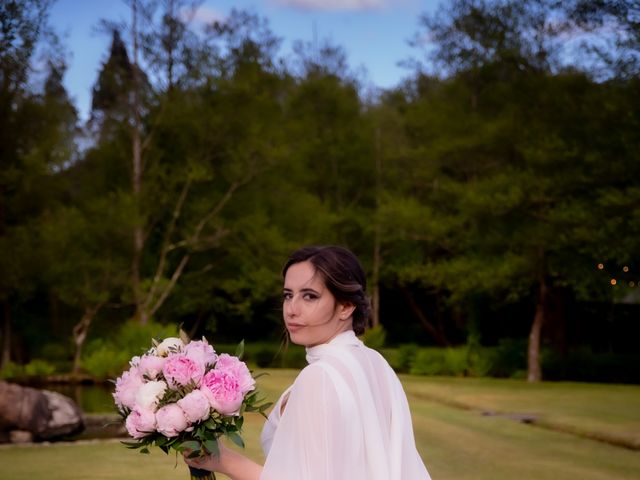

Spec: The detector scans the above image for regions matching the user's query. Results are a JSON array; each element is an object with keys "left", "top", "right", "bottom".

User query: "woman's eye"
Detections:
[
  {"left": 302, "top": 293, "right": 318, "bottom": 300},
  {"left": 283, "top": 292, "right": 292, "bottom": 300}
]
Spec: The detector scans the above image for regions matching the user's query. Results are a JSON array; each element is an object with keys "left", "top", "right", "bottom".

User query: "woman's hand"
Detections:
[
  {"left": 183, "top": 443, "right": 229, "bottom": 473},
  {"left": 183, "top": 441, "right": 263, "bottom": 480}
]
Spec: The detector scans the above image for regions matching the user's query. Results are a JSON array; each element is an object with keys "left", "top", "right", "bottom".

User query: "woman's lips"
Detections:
[{"left": 286, "top": 323, "right": 305, "bottom": 332}]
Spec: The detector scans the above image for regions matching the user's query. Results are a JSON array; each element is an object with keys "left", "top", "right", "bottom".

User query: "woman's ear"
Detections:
[{"left": 339, "top": 302, "right": 356, "bottom": 321}]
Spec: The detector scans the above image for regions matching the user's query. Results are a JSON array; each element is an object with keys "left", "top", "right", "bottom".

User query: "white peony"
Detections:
[
  {"left": 135, "top": 380, "right": 167, "bottom": 411},
  {"left": 156, "top": 337, "right": 185, "bottom": 357}
]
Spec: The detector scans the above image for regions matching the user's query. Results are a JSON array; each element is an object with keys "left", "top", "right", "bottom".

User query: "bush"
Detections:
[
  {"left": 409, "top": 347, "right": 470, "bottom": 376},
  {"left": 0, "top": 361, "right": 24, "bottom": 380},
  {"left": 82, "top": 320, "right": 177, "bottom": 380},
  {"left": 361, "top": 325, "right": 386, "bottom": 351},
  {"left": 383, "top": 339, "right": 640, "bottom": 383},
  {"left": 213, "top": 341, "right": 307, "bottom": 369},
  {"left": 115, "top": 321, "right": 178, "bottom": 357},
  {"left": 543, "top": 348, "right": 640, "bottom": 384},
  {"left": 486, "top": 338, "right": 528, "bottom": 378},
  {"left": 395, "top": 344, "right": 419, "bottom": 372},
  {"left": 24, "top": 359, "right": 56, "bottom": 377},
  {"left": 254, "top": 345, "right": 278, "bottom": 368},
  {"left": 83, "top": 343, "right": 130, "bottom": 379}
]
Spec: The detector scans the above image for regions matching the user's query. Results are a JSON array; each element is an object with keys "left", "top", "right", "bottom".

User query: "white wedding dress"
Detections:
[{"left": 260, "top": 330, "right": 431, "bottom": 480}]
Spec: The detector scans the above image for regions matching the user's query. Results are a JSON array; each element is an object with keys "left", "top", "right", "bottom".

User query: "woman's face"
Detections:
[{"left": 283, "top": 261, "right": 353, "bottom": 347}]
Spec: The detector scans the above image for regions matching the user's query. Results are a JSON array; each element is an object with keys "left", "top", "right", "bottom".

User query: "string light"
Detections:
[
  {"left": 610, "top": 279, "right": 617, "bottom": 286},
  {"left": 623, "top": 266, "right": 629, "bottom": 272},
  {"left": 597, "top": 263, "right": 604, "bottom": 270},
  {"left": 629, "top": 281, "right": 636, "bottom": 287}
]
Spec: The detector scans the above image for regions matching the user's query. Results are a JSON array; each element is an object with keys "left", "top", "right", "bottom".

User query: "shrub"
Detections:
[
  {"left": 0, "top": 361, "right": 24, "bottom": 380},
  {"left": 214, "top": 342, "right": 306, "bottom": 369},
  {"left": 395, "top": 344, "right": 419, "bottom": 373},
  {"left": 487, "top": 338, "right": 528, "bottom": 378},
  {"left": 362, "top": 325, "right": 386, "bottom": 351},
  {"left": 254, "top": 345, "right": 278, "bottom": 368},
  {"left": 24, "top": 359, "right": 56, "bottom": 377},
  {"left": 82, "top": 321, "right": 178, "bottom": 380},
  {"left": 83, "top": 343, "right": 130, "bottom": 380},
  {"left": 543, "top": 348, "right": 640, "bottom": 384},
  {"left": 115, "top": 321, "right": 178, "bottom": 357},
  {"left": 409, "top": 347, "right": 470, "bottom": 376}
]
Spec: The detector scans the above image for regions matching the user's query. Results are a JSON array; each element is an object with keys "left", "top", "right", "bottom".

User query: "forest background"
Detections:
[{"left": 1, "top": 0, "right": 639, "bottom": 386}]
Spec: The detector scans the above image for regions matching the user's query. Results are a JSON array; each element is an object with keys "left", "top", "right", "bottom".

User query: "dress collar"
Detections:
[{"left": 305, "top": 330, "right": 363, "bottom": 364}]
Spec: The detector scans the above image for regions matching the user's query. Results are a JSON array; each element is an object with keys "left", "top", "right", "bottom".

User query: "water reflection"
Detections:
[{"left": 44, "top": 383, "right": 115, "bottom": 413}]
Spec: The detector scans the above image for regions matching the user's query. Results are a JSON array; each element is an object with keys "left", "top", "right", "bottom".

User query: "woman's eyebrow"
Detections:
[
  {"left": 282, "top": 287, "right": 320, "bottom": 294},
  {"left": 300, "top": 287, "right": 320, "bottom": 294}
]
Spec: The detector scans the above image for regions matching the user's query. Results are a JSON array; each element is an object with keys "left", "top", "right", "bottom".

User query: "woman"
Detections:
[{"left": 185, "top": 245, "right": 431, "bottom": 480}]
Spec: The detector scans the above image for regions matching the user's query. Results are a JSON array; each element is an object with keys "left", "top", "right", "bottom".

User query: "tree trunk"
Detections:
[
  {"left": 72, "top": 304, "right": 103, "bottom": 375},
  {"left": 131, "top": 0, "right": 145, "bottom": 325},
  {"left": 371, "top": 126, "right": 382, "bottom": 329},
  {"left": 371, "top": 246, "right": 380, "bottom": 329},
  {"left": 527, "top": 278, "right": 548, "bottom": 382},
  {"left": 401, "top": 287, "right": 450, "bottom": 346},
  {"left": 1, "top": 299, "right": 11, "bottom": 368}
]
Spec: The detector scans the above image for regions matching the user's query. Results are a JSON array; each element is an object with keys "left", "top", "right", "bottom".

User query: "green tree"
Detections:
[
  {"left": 402, "top": 0, "right": 640, "bottom": 380},
  {"left": 41, "top": 195, "right": 132, "bottom": 373},
  {"left": 0, "top": 0, "right": 78, "bottom": 366}
]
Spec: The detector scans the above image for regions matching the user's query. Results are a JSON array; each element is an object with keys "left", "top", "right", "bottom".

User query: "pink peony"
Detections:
[
  {"left": 214, "top": 354, "right": 255, "bottom": 394},
  {"left": 135, "top": 380, "right": 167, "bottom": 412},
  {"left": 177, "top": 389, "right": 211, "bottom": 423},
  {"left": 138, "top": 354, "right": 166, "bottom": 380},
  {"left": 155, "top": 404, "right": 188, "bottom": 437},
  {"left": 200, "top": 369, "right": 244, "bottom": 415},
  {"left": 125, "top": 406, "right": 157, "bottom": 439},
  {"left": 184, "top": 339, "right": 218, "bottom": 367},
  {"left": 162, "top": 353, "right": 205, "bottom": 389},
  {"left": 113, "top": 367, "right": 144, "bottom": 411}
]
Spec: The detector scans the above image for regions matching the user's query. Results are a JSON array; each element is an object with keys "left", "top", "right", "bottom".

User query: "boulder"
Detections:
[
  {"left": 0, "top": 381, "right": 84, "bottom": 442},
  {"left": 9, "top": 430, "right": 33, "bottom": 443}
]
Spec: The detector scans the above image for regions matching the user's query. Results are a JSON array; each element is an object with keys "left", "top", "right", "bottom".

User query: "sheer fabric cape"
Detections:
[{"left": 260, "top": 331, "right": 431, "bottom": 480}]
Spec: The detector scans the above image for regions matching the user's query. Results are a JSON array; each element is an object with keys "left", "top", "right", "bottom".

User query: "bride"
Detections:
[{"left": 185, "top": 245, "right": 432, "bottom": 480}]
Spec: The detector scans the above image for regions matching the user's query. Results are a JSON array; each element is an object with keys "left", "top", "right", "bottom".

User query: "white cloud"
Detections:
[
  {"left": 180, "top": 5, "right": 225, "bottom": 26},
  {"left": 270, "top": 0, "right": 392, "bottom": 12}
]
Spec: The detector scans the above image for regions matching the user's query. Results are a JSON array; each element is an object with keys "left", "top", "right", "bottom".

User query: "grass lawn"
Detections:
[
  {"left": 400, "top": 375, "right": 640, "bottom": 448},
  {"left": 1, "top": 370, "right": 639, "bottom": 479}
]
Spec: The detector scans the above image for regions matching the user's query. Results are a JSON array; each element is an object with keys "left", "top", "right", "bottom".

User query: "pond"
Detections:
[{"left": 44, "top": 383, "right": 116, "bottom": 414}]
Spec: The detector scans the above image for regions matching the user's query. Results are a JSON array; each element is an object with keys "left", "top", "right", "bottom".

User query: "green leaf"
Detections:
[
  {"left": 179, "top": 325, "right": 190, "bottom": 344},
  {"left": 140, "top": 447, "right": 150, "bottom": 454},
  {"left": 121, "top": 440, "right": 143, "bottom": 449},
  {"left": 178, "top": 440, "right": 201, "bottom": 452},
  {"left": 204, "top": 439, "right": 219, "bottom": 457},
  {"left": 235, "top": 416, "right": 244, "bottom": 430},
  {"left": 260, "top": 402, "right": 273, "bottom": 411},
  {"left": 235, "top": 339, "right": 245, "bottom": 359},
  {"left": 187, "top": 449, "right": 203, "bottom": 459},
  {"left": 226, "top": 431, "right": 245, "bottom": 449}
]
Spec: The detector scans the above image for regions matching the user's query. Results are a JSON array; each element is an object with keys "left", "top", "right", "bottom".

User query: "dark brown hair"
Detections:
[{"left": 282, "top": 245, "right": 371, "bottom": 335}]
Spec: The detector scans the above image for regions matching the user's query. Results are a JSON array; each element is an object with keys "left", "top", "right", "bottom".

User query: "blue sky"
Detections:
[{"left": 49, "top": 0, "right": 440, "bottom": 121}]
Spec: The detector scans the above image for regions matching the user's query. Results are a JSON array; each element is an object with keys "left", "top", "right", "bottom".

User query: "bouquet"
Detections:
[{"left": 113, "top": 334, "right": 271, "bottom": 480}]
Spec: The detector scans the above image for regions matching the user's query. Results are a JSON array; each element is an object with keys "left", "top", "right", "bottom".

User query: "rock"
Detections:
[
  {"left": 79, "top": 414, "right": 126, "bottom": 439},
  {"left": 10, "top": 430, "right": 33, "bottom": 443},
  {"left": 0, "top": 381, "right": 84, "bottom": 441}
]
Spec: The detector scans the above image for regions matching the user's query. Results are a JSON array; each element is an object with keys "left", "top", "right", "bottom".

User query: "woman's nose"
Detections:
[{"left": 285, "top": 296, "right": 299, "bottom": 317}]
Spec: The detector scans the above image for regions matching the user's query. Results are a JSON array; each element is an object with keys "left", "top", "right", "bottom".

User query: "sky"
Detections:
[{"left": 49, "top": 0, "right": 440, "bottom": 121}]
